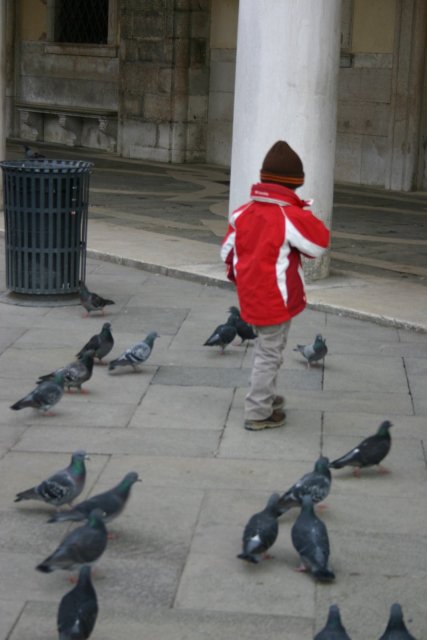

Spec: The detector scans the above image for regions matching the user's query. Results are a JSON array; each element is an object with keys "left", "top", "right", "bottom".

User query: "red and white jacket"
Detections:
[{"left": 221, "top": 182, "right": 330, "bottom": 326}]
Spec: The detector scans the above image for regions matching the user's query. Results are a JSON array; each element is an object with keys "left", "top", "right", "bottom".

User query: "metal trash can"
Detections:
[{"left": 0, "top": 159, "right": 92, "bottom": 295}]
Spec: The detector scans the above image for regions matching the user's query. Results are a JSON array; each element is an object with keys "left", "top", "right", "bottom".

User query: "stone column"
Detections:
[
  {"left": 387, "top": 0, "right": 427, "bottom": 191},
  {"left": 229, "top": 0, "right": 341, "bottom": 280},
  {"left": 0, "top": 0, "right": 6, "bottom": 200}
]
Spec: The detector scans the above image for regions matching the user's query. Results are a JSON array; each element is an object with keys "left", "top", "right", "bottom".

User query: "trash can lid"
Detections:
[{"left": 0, "top": 159, "right": 94, "bottom": 174}]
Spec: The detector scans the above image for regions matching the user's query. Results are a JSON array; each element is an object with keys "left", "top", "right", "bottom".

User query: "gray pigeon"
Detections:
[
  {"left": 238, "top": 493, "right": 281, "bottom": 564},
  {"left": 314, "top": 604, "right": 352, "bottom": 639},
  {"left": 294, "top": 334, "right": 328, "bottom": 367},
  {"left": 36, "top": 509, "right": 108, "bottom": 573},
  {"left": 378, "top": 603, "right": 417, "bottom": 640},
  {"left": 203, "top": 317, "right": 237, "bottom": 353},
  {"left": 227, "top": 306, "right": 257, "bottom": 344},
  {"left": 57, "top": 565, "right": 98, "bottom": 640},
  {"left": 278, "top": 456, "right": 331, "bottom": 516},
  {"left": 37, "top": 351, "right": 95, "bottom": 393},
  {"left": 15, "top": 450, "right": 88, "bottom": 508},
  {"left": 108, "top": 331, "right": 159, "bottom": 372},
  {"left": 24, "top": 144, "right": 45, "bottom": 159},
  {"left": 10, "top": 372, "right": 65, "bottom": 414},
  {"left": 291, "top": 494, "right": 335, "bottom": 582},
  {"left": 48, "top": 472, "right": 141, "bottom": 524},
  {"left": 79, "top": 281, "right": 115, "bottom": 316},
  {"left": 76, "top": 322, "right": 114, "bottom": 364},
  {"left": 329, "top": 420, "right": 393, "bottom": 477}
]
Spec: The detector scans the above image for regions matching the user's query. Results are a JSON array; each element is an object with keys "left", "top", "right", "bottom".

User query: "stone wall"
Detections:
[
  {"left": 16, "top": 41, "right": 119, "bottom": 151},
  {"left": 335, "top": 53, "right": 393, "bottom": 186},
  {"left": 118, "top": 0, "right": 211, "bottom": 163},
  {"left": 206, "top": 0, "right": 238, "bottom": 166}
]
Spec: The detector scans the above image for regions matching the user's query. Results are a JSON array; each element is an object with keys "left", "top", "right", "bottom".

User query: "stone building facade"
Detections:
[{"left": 4, "top": 0, "right": 427, "bottom": 191}]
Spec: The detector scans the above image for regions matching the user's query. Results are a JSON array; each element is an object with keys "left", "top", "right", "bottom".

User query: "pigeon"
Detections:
[
  {"left": 10, "top": 372, "right": 65, "bottom": 414},
  {"left": 108, "top": 331, "right": 158, "bottom": 372},
  {"left": 36, "top": 509, "right": 108, "bottom": 573},
  {"left": 291, "top": 494, "right": 335, "bottom": 582},
  {"left": 314, "top": 604, "right": 352, "bottom": 639},
  {"left": 48, "top": 472, "right": 141, "bottom": 524},
  {"left": 76, "top": 322, "right": 114, "bottom": 364},
  {"left": 278, "top": 455, "right": 331, "bottom": 516},
  {"left": 378, "top": 603, "right": 417, "bottom": 640},
  {"left": 203, "top": 316, "right": 237, "bottom": 353},
  {"left": 294, "top": 334, "right": 328, "bottom": 367},
  {"left": 36, "top": 351, "right": 95, "bottom": 393},
  {"left": 15, "top": 450, "right": 88, "bottom": 508},
  {"left": 329, "top": 420, "right": 393, "bottom": 477},
  {"left": 237, "top": 493, "right": 281, "bottom": 564},
  {"left": 24, "top": 144, "right": 46, "bottom": 159},
  {"left": 227, "top": 306, "right": 257, "bottom": 344},
  {"left": 57, "top": 565, "right": 98, "bottom": 640},
  {"left": 79, "top": 281, "right": 115, "bottom": 316}
]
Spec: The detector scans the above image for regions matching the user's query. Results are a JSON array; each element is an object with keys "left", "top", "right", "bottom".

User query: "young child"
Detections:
[{"left": 221, "top": 141, "right": 330, "bottom": 430}]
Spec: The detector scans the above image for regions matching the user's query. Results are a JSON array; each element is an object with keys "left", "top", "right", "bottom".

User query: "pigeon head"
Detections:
[
  {"left": 314, "top": 456, "right": 331, "bottom": 474},
  {"left": 377, "top": 420, "right": 393, "bottom": 436},
  {"left": 77, "top": 564, "right": 93, "bottom": 583},
  {"left": 101, "top": 322, "right": 112, "bottom": 332},
  {"left": 326, "top": 604, "right": 344, "bottom": 629},
  {"left": 88, "top": 508, "right": 108, "bottom": 527},
  {"left": 71, "top": 450, "right": 89, "bottom": 470},
  {"left": 79, "top": 349, "right": 96, "bottom": 363},
  {"left": 266, "top": 492, "right": 281, "bottom": 517},
  {"left": 314, "top": 334, "right": 325, "bottom": 344},
  {"left": 145, "top": 331, "right": 159, "bottom": 347},
  {"left": 386, "top": 603, "right": 407, "bottom": 629},
  {"left": 53, "top": 371, "right": 66, "bottom": 386},
  {"left": 228, "top": 306, "right": 240, "bottom": 317},
  {"left": 121, "top": 471, "right": 141, "bottom": 488},
  {"left": 300, "top": 494, "right": 315, "bottom": 513}
]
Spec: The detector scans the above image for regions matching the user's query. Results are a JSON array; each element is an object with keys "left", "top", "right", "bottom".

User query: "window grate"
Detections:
[{"left": 55, "top": 0, "right": 109, "bottom": 45}]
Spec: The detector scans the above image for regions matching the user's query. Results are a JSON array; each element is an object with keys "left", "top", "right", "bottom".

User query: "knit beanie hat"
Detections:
[{"left": 260, "top": 140, "right": 305, "bottom": 188}]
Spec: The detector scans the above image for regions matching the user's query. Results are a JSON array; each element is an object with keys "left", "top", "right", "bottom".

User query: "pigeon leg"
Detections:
[
  {"left": 352, "top": 467, "right": 361, "bottom": 478},
  {"left": 378, "top": 464, "right": 390, "bottom": 474},
  {"left": 293, "top": 563, "right": 308, "bottom": 573},
  {"left": 316, "top": 503, "right": 328, "bottom": 511},
  {"left": 261, "top": 552, "right": 274, "bottom": 560}
]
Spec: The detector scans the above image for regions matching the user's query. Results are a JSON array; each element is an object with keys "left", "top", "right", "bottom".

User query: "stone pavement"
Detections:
[
  {"left": 1, "top": 142, "right": 427, "bottom": 638},
  {"left": 0, "top": 239, "right": 427, "bottom": 639}
]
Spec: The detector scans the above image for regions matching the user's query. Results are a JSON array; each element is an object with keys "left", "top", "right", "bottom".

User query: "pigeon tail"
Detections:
[
  {"left": 313, "top": 567, "right": 335, "bottom": 582},
  {"left": 14, "top": 488, "right": 38, "bottom": 502},
  {"left": 47, "top": 510, "right": 85, "bottom": 524},
  {"left": 237, "top": 552, "right": 259, "bottom": 564},
  {"left": 10, "top": 399, "right": 28, "bottom": 410},
  {"left": 329, "top": 455, "right": 353, "bottom": 470},
  {"left": 36, "top": 561, "right": 54, "bottom": 573}
]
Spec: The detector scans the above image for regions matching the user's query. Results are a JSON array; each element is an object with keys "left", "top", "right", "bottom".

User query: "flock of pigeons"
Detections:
[
  {"left": 10, "top": 284, "right": 160, "bottom": 414},
  {"left": 8, "top": 278, "right": 417, "bottom": 638},
  {"left": 15, "top": 448, "right": 141, "bottom": 638},
  {"left": 237, "top": 412, "right": 417, "bottom": 636}
]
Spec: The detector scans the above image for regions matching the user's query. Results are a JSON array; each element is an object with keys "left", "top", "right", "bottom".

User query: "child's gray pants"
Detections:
[{"left": 244, "top": 320, "right": 291, "bottom": 420}]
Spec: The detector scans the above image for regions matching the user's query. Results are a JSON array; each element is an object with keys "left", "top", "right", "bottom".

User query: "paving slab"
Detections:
[{"left": 0, "top": 234, "right": 426, "bottom": 639}]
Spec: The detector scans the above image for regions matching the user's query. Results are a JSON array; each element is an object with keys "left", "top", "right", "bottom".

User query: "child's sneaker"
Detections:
[
  {"left": 272, "top": 395, "right": 285, "bottom": 409},
  {"left": 244, "top": 409, "right": 286, "bottom": 431}
]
